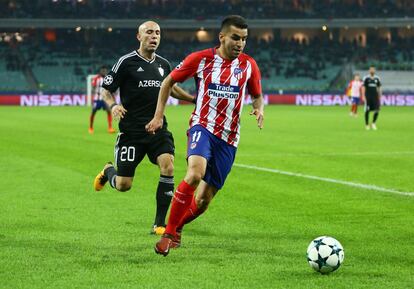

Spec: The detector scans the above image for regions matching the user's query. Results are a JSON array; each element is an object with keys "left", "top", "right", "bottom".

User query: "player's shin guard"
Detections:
[
  {"left": 177, "top": 196, "right": 207, "bottom": 230},
  {"left": 154, "top": 175, "right": 174, "bottom": 227},
  {"left": 165, "top": 181, "right": 196, "bottom": 236},
  {"left": 104, "top": 166, "right": 117, "bottom": 189},
  {"left": 373, "top": 111, "right": 379, "bottom": 123}
]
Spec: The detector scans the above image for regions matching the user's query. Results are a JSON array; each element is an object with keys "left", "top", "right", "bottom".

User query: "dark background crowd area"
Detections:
[{"left": 1, "top": 0, "right": 414, "bottom": 19}]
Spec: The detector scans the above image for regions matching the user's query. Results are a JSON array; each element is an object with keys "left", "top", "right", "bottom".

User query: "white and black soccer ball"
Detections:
[{"left": 306, "top": 236, "right": 344, "bottom": 274}]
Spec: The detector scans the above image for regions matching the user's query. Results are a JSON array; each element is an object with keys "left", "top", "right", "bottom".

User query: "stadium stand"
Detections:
[
  {"left": 0, "top": 45, "right": 30, "bottom": 91},
  {"left": 1, "top": 28, "right": 413, "bottom": 93},
  {"left": 1, "top": 0, "right": 413, "bottom": 93},
  {"left": 1, "top": 0, "right": 414, "bottom": 19}
]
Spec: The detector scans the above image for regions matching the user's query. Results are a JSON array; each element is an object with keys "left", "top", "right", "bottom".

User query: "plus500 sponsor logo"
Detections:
[{"left": 207, "top": 83, "right": 240, "bottom": 99}]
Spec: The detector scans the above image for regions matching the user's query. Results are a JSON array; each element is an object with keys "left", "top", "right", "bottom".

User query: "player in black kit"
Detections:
[
  {"left": 93, "top": 21, "right": 195, "bottom": 235},
  {"left": 362, "top": 66, "right": 382, "bottom": 130}
]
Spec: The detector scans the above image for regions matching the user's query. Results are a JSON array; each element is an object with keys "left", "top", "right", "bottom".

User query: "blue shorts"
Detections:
[
  {"left": 351, "top": 97, "right": 360, "bottom": 105},
  {"left": 93, "top": 100, "right": 108, "bottom": 111},
  {"left": 187, "top": 125, "right": 237, "bottom": 190}
]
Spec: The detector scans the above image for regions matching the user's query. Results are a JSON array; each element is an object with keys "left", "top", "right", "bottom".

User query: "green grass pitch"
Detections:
[{"left": 0, "top": 105, "right": 413, "bottom": 289}]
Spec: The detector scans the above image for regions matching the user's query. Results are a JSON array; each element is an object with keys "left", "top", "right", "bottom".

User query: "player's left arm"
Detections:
[
  {"left": 377, "top": 78, "right": 382, "bottom": 101},
  {"left": 247, "top": 58, "right": 264, "bottom": 129},
  {"left": 250, "top": 94, "right": 264, "bottom": 129},
  {"left": 170, "top": 84, "right": 196, "bottom": 104}
]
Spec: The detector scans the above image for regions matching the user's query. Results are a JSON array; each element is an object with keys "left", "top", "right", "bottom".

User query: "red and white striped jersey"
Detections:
[
  {"left": 347, "top": 80, "right": 363, "bottom": 98},
  {"left": 170, "top": 47, "right": 262, "bottom": 147},
  {"left": 92, "top": 75, "right": 105, "bottom": 101}
]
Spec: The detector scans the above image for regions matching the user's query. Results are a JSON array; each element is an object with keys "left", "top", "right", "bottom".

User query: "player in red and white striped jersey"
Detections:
[
  {"left": 89, "top": 66, "right": 115, "bottom": 134},
  {"left": 171, "top": 45, "right": 261, "bottom": 147},
  {"left": 146, "top": 15, "right": 264, "bottom": 256},
  {"left": 346, "top": 73, "right": 363, "bottom": 117}
]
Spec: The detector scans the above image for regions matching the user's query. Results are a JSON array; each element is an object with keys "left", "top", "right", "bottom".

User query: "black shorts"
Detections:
[
  {"left": 365, "top": 96, "right": 380, "bottom": 111},
  {"left": 114, "top": 130, "right": 175, "bottom": 177}
]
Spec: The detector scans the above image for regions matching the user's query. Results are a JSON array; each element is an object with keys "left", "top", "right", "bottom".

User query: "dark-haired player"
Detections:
[
  {"left": 93, "top": 21, "right": 195, "bottom": 235},
  {"left": 89, "top": 65, "right": 116, "bottom": 134},
  {"left": 146, "top": 15, "right": 264, "bottom": 255},
  {"left": 362, "top": 66, "right": 382, "bottom": 130}
]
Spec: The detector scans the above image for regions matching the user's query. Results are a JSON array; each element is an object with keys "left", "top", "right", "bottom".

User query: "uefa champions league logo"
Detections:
[{"left": 103, "top": 75, "right": 113, "bottom": 85}]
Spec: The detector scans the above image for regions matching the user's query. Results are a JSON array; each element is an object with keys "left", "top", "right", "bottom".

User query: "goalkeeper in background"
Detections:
[{"left": 89, "top": 65, "right": 116, "bottom": 134}]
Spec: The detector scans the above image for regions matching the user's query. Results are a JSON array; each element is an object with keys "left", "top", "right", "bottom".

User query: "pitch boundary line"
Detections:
[
  {"left": 234, "top": 163, "right": 414, "bottom": 197},
  {"left": 237, "top": 151, "right": 414, "bottom": 157}
]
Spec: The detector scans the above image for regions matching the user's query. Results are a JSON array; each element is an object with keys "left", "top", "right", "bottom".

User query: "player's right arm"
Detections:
[
  {"left": 91, "top": 77, "right": 97, "bottom": 99},
  {"left": 102, "top": 56, "right": 129, "bottom": 119},
  {"left": 145, "top": 75, "right": 176, "bottom": 133},
  {"left": 102, "top": 88, "right": 127, "bottom": 119},
  {"left": 345, "top": 81, "right": 351, "bottom": 96},
  {"left": 146, "top": 52, "right": 200, "bottom": 133},
  {"left": 361, "top": 86, "right": 365, "bottom": 102},
  {"left": 361, "top": 77, "right": 367, "bottom": 102}
]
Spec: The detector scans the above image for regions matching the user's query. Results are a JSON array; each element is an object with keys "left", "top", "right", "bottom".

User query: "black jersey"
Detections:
[
  {"left": 363, "top": 75, "right": 381, "bottom": 98},
  {"left": 102, "top": 50, "right": 172, "bottom": 134}
]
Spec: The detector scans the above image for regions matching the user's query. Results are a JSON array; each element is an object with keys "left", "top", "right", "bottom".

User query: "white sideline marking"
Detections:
[
  {"left": 234, "top": 163, "right": 414, "bottom": 197},
  {"left": 237, "top": 151, "right": 414, "bottom": 157}
]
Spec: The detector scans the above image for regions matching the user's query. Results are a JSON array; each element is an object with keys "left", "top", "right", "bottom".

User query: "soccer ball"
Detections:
[{"left": 306, "top": 236, "right": 344, "bottom": 274}]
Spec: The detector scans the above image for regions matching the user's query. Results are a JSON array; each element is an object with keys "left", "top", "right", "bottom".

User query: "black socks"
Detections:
[
  {"left": 104, "top": 166, "right": 117, "bottom": 189},
  {"left": 154, "top": 175, "right": 174, "bottom": 227},
  {"left": 373, "top": 111, "right": 379, "bottom": 123}
]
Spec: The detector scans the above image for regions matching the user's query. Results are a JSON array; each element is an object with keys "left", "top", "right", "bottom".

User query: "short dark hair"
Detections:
[{"left": 221, "top": 15, "right": 248, "bottom": 31}]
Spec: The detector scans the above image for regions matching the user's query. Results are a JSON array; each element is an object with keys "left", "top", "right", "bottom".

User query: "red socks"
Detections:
[
  {"left": 89, "top": 114, "right": 95, "bottom": 129},
  {"left": 165, "top": 181, "right": 196, "bottom": 235},
  {"left": 351, "top": 104, "right": 358, "bottom": 114},
  {"left": 177, "top": 196, "right": 206, "bottom": 230},
  {"left": 107, "top": 112, "right": 113, "bottom": 128}
]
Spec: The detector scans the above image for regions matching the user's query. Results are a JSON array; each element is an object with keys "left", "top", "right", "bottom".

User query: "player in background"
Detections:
[
  {"left": 93, "top": 21, "right": 195, "bottom": 235},
  {"left": 361, "top": 66, "right": 382, "bottom": 130},
  {"left": 89, "top": 66, "right": 116, "bottom": 134},
  {"left": 146, "top": 15, "right": 264, "bottom": 256},
  {"left": 346, "top": 73, "right": 363, "bottom": 117}
]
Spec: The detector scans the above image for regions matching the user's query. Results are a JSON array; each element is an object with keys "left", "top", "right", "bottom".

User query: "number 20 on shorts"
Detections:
[{"left": 120, "top": 146, "right": 135, "bottom": 161}]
